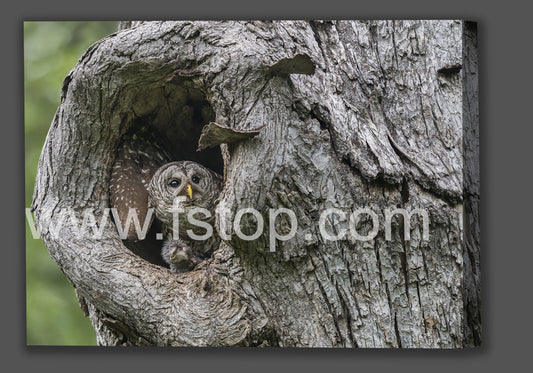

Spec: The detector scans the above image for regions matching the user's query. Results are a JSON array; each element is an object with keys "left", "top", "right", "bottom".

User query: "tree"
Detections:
[{"left": 32, "top": 20, "right": 480, "bottom": 347}]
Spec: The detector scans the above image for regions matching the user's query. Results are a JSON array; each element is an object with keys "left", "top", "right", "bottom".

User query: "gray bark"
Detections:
[{"left": 32, "top": 20, "right": 480, "bottom": 347}]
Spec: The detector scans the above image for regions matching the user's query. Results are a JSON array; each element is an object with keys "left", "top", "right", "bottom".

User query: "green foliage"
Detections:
[{"left": 25, "top": 21, "right": 118, "bottom": 346}]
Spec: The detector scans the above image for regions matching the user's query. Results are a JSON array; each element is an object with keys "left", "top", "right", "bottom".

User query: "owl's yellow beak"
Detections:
[{"left": 186, "top": 183, "right": 193, "bottom": 199}]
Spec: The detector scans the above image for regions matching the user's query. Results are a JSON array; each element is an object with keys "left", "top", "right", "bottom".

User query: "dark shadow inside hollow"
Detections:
[
  {"left": 113, "top": 81, "right": 224, "bottom": 267},
  {"left": 148, "top": 83, "right": 223, "bottom": 174}
]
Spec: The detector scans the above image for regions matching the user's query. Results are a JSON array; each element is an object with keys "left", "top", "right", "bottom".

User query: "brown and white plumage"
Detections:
[
  {"left": 109, "top": 124, "right": 223, "bottom": 273},
  {"left": 147, "top": 161, "right": 223, "bottom": 265},
  {"left": 109, "top": 124, "right": 171, "bottom": 241},
  {"left": 161, "top": 239, "right": 202, "bottom": 273}
]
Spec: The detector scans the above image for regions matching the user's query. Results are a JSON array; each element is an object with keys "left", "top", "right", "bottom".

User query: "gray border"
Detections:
[{"left": 5, "top": 0, "right": 531, "bottom": 371}]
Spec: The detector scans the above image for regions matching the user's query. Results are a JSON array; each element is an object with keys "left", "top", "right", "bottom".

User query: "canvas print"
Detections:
[{"left": 25, "top": 20, "right": 480, "bottom": 347}]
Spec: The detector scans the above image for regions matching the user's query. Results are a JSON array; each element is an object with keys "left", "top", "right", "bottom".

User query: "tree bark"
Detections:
[{"left": 32, "top": 20, "right": 480, "bottom": 347}]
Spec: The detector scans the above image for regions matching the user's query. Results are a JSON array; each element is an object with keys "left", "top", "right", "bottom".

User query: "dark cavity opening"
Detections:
[
  {"left": 135, "top": 83, "right": 223, "bottom": 174},
  {"left": 111, "top": 82, "right": 224, "bottom": 267}
]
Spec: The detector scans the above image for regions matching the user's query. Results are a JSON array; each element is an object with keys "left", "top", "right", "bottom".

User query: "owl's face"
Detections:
[{"left": 147, "top": 161, "right": 222, "bottom": 227}]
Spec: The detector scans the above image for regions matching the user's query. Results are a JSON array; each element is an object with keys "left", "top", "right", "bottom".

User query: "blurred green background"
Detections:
[{"left": 25, "top": 21, "right": 118, "bottom": 345}]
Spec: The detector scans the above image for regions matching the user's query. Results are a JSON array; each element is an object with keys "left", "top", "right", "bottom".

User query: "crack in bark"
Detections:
[
  {"left": 313, "top": 264, "right": 344, "bottom": 345},
  {"left": 335, "top": 283, "right": 359, "bottom": 348},
  {"left": 393, "top": 312, "right": 402, "bottom": 348},
  {"left": 398, "top": 215, "right": 411, "bottom": 304},
  {"left": 374, "top": 239, "right": 384, "bottom": 284},
  {"left": 416, "top": 278, "right": 423, "bottom": 313}
]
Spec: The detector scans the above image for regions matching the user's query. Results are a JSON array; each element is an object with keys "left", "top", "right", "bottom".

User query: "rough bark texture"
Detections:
[
  {"left": 32, "top": 20, "right": 480, "bottom": 347},
  {"left": 462, "top": 22, "right": 481, "bottom": 347}
]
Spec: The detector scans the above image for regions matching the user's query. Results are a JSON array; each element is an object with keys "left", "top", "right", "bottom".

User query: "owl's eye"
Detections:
[
  {"left": 168, "top": 179, "right": 181, "bottom": 188},
  {"left": 191, "top": 175, "right": 200, "bottom": 184}
]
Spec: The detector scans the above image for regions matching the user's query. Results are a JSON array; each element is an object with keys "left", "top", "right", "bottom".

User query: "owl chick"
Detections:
[
  {"left": 161, "top": 239, "right": 202, "bottom": 273},
  {"left": 147, "top": 161, "right": 223, "bottom": 272}
]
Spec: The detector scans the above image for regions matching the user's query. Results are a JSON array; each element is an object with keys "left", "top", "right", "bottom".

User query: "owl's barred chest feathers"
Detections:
[
  {"left": 148, "top": 160, "right": 223, "bottom": 259},
  {"left": 109, "top": 125, "right": 223, "bottom": 273}
]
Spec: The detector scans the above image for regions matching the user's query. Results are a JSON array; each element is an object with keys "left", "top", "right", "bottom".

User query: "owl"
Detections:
[
  {"left": 109, "top": 124, "right": 171, "bottom": 242},
  {"left": 109, "top": 123, "right": 223, "bottom": 272},
  {"left": 147, "top": 161, "right": 223, "bottom": 273}
]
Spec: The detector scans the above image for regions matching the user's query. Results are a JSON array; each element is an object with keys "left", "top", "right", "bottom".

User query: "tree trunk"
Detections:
[{"left": 32, "top": 20, "right": 480, "bottom": 347}]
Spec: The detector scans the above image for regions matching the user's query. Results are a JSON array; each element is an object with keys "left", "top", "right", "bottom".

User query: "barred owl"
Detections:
[
  {"left": 147, "top": 161, "right": 223, "bottom": 273},
  {"left": 109, "top": 124, "right": 223, "bottom": 273}
]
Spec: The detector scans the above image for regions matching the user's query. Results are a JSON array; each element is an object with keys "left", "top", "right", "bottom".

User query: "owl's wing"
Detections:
[{"left": 109, "top": 124, "right": 172, "bottom": 241}]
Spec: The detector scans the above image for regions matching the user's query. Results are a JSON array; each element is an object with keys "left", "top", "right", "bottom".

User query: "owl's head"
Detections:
[{"left": 147, "top": 161, "right": 222, "bottom": 226}]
